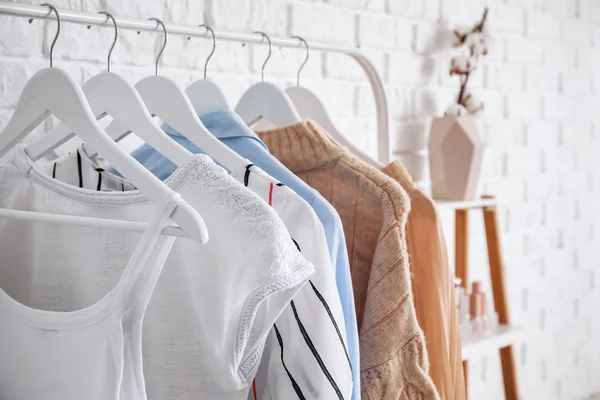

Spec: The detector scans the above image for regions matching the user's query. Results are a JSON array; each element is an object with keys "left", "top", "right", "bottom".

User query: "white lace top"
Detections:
[{"left": 0, "top": 146, "right": 314, "bottom": 399}]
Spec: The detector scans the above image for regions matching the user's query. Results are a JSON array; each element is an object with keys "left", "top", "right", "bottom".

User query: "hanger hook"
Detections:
[
  {"left": 254, "top": 31, "right": 271, "bottom": 82},
  {"left": 40, "top": 3, "right": 60, "bottom": 68},
  {"left": 197, "top": 24, "right": 215, "bottom": 80},
  {"left": 148, "top": 17, "right": 167, "bottom": 76},
  {"left": 98, "top": 11, "right": 118, "bottom": 73},
  {"left": 291, "top": 36, "right": 309, "bottom": 86}
]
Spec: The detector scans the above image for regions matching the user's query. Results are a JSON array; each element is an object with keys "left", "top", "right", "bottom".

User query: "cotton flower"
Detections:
[
  {"left": 466, "top": 32, "right": 488, "bottom": 56},
  {"left": 452, "top": 24, "right": 471, "bottom": 46},
  {"left": 445, "top": 103, "right": 469, "bottom": 117},
  {"left": 471, "top": 40, "right": 488, "bottom": 56},
  {"left": 462, "top": 93, "right": 484, "bottom": 114},
  {"left": 450, "top": 54, "right": 478, "bottom": 75}
]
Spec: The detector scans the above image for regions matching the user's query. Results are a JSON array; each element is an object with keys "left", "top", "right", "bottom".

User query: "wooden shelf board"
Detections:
[
  {"left": 434, "top": 197, "right": 498, "bottom": 210},
  {"left": 461, "top": 324, "right": 523, "bottom": 361}
]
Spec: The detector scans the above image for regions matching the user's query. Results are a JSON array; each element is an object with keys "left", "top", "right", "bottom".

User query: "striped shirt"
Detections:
[{"left": 240, "top": 165, "right": 352, "bottom": 400}]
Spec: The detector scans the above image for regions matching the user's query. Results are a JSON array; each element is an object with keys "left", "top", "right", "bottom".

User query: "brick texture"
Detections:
[{"left": 3, "top": 1, "right": 600, "bottom": 399}]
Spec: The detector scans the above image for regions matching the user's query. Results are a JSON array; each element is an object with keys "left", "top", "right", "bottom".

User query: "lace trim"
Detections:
[
  {"left": 236, "top": 259, "right": 314, "bottom": 382},
  {"left": 240, "top": 337, "right": 267, "bottom": 381}
]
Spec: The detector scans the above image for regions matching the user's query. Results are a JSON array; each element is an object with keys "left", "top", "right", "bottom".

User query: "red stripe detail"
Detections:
[{"left": 252, "top": 379, "right": 258, "bottom": 400}]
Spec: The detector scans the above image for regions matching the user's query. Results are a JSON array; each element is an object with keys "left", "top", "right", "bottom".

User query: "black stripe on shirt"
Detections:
[
  {"left": 76, "top": 150, "right": 83, "bottom": 188},
  {"left": 291, "top": 300, "right": 345, "bottom": 400},
  {"left": 309, "top": 281, "right": 353, "bottom": 373},
  {"left": 290, "top": 237, "right": 346, "bottom": 397},
  {"left": 274, "top": 324, "right": 306, "bottom": 400},
  {"left": 95, "top": 168, "right": 105, "bottom": 191},
  {"left": 52, "top": 162, "right": 57, "bottom": 179},
  {"left": 291, "top": 237, "right": 301, "bottom": 252},
  {"left": 244, "top": 164, "right": 254, "bottom": 187}
]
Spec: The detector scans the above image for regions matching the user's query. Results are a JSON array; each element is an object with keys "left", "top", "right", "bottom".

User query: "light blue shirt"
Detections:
[{"left": 126, "top": 111, "right": 360, "bottom": 399}]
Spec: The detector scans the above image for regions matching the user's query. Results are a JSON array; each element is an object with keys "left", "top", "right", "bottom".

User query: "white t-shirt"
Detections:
[
  {"left": 0, "top": 145, "right": 314, "bottom": 400},
  {"left": 46, "top": 146, "right": 353, "bottom": 400}
]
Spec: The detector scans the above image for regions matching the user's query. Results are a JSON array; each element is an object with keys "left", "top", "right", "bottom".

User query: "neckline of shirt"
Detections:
[
  {"left": 256, "top": 120, "right": 347, "bottom": 173},
  {"left": 0, "top": 275, "right": 118, "bottom": 329},
  {"left": 10, "top": 144, "right": 218, "bottom": 206}
]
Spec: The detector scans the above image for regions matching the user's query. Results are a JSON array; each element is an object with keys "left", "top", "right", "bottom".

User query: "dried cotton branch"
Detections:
[{"left": 445, "top": 7, "right": 489, "bottom": 116}]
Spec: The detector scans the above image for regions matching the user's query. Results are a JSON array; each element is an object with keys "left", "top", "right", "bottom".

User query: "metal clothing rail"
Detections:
[{"left": 0, "top": 1, "right": 391, "bottom": 164}]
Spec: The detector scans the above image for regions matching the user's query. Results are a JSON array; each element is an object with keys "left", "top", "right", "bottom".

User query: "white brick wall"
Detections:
[{"left": 2, "top": 0, "right": 600, "bottom": 398}]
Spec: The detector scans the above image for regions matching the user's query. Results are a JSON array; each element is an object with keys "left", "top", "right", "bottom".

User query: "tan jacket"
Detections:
[
  {"left": 258, "top": 121, "right": 439, "bottom": 400},
  {"left": 382, "top": 161, "right": 466, "bottom": 400}
]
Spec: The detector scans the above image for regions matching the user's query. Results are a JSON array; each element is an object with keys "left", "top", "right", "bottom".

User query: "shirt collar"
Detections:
[
  {"left": 162, "top": 110, "right": 268, "bottom": 151},
  {"left": 256, "top": 120, "right": 346, "bottom": 173}
]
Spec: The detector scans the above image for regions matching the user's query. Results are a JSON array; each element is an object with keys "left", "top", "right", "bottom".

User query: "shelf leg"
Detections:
[{"left": 483, "top": 203, "right": 519, "bottom": 400}]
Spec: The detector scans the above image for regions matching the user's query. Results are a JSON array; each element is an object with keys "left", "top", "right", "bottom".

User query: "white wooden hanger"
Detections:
[
  {"left": 30, "top": 13, "right": 192, "bottom": 166},
  {"left": 285, "top": 36, "right": 383, "bottom": 168},
  {"left": 102, "top": 19, "right": 248, "bottom": 173},
  {"left": 235, "top": 31, "right": 301, "bottom": 127},
  {"left": 0, "top": 5, "right": 208, "bottom": 243},
  {"left": 185, "top": 24, "right": 230, "bottom": 114}
]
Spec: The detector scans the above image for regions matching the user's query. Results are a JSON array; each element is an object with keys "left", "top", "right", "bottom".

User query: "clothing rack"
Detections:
[{"left": 0, "top": 1, "right": 391, "bottom": 164}]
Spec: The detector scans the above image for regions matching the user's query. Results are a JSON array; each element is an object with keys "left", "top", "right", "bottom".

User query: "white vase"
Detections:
[{"left": 428, "top": 116, "right": 484, "bottom": 201}]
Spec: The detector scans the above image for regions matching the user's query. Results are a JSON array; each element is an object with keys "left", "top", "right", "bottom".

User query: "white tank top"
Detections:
[{"left": 0, "top": 193, "right": 181, "bottom": 400}]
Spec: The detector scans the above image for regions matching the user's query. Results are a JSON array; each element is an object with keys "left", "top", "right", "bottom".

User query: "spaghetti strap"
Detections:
[
  {"left": 110, "top": 192, "right": 182, "bottom": 315},
  {"left": 109, "top": 192, "right": 184, "bottom": 400}
]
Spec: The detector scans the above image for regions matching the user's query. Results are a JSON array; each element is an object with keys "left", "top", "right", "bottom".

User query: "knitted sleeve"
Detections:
[
  {"left": 359, "top": 191, "right": 440, "bottom": 400},
  {"left": 361, "top": 331, "right": 440, "bottom": 400}
]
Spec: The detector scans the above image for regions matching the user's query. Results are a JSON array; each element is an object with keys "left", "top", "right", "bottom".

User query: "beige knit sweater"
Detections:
[{"left": 258, "top": 121, "right": 439, "bottom": 400}]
